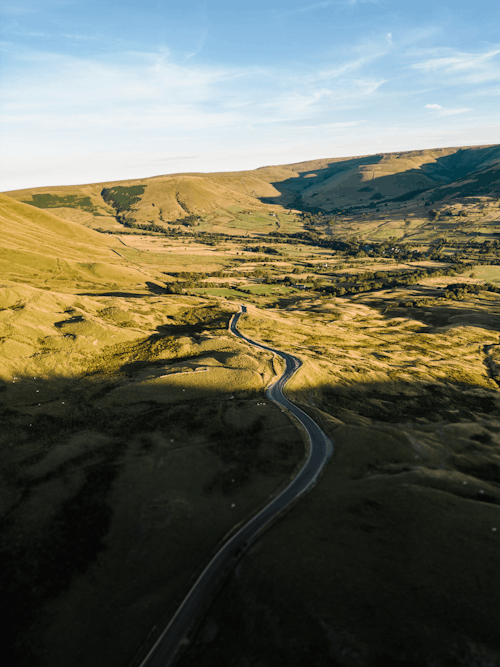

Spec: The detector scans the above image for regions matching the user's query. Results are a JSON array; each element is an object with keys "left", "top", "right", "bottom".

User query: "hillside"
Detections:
[
  {"left": 3, "top": 145, "right": 500, "bottom": 667},
  {"left": 5, "top": 145, "right": 500, "bottom": 234},
  {"left": 0, "top": 194, "right": 177, "bottom": 291},
  {"left": 276, "top": 144, "right": 500, "bottom": 211}
]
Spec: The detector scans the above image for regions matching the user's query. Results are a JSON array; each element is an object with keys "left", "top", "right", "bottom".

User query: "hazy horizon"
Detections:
[{"left": 1, "top": 0, "right": 500, "bottom": 191}]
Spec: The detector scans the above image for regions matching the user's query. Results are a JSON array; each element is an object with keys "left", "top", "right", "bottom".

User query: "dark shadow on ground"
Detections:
[
  {"left": 306, "top": 377, "right": 500, "bottom": 429},
  {"left": 258, "top": 145, "right": 500, "bottom": 211},
  {"left": 361, "top": 290, "right": 500, "bottom": 331},
  {"left": 175, "top": 370, "right": 500, "bottom": 667},
  {"left": 3, "top": 356, "right": 500, "bottom": 667},
  {"left": 0, "top": 366, "right": 293, "bottom": 667},
  {"left": 260, "top": 155, "right": 383, "bottom": 209},
  {"left": 78, "top": 291, "right": 153, "bottom": 298},
  {"left": 78, "top": 282, "right": 186, "bottom": 298},
  {"left": 54, "top": 315, "right": 85, "bottom": 328}
]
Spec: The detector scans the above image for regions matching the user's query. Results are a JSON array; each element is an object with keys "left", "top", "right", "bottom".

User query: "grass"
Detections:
[
  {"left": 191, "top": 287, "right": 248, "bottom": 298},
  {"left": 182, "top": 435, "right": 500, "bottom": 666},
  {"left": 3, "top": 167, "right": 500, "bottom": 667},
  {"left": 0, "top": 295, "right": 305, "bottom": 667},
  {"left": 177, "top": 296, "right": 500, "bottom": 667},
  {"left": 470, "top": 265, "right": 500, "bottom": 282},
  {"left": 242, "top": 285, "right": 298, "bottom": 295}
]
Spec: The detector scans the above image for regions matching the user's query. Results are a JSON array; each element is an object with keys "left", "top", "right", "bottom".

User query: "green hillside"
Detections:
[
  {"left": 5, "top": 145, "right": 499, "bottom": 237},
  {"left": 3, "top": 145, "right": 500, "bottom": 667}
]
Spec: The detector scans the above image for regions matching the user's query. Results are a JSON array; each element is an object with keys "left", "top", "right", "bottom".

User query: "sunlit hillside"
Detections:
[
  {"left": 3, "top": 145, "right": 500, "bottom": 667},
  {"left": 5, "top": 145, "right": 499, "bottom": 234},
  {"left": 0, "top": 194, "right": 152, "bottom": 287}
]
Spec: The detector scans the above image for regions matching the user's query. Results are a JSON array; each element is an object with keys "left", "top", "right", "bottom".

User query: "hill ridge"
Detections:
[{"left": 4, "top": 144, "right": 499, "bottom": 231}]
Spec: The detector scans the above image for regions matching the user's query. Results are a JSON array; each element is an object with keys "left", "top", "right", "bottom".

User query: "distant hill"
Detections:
[
  {"left": 5, "top": 144, "right": 500, "bottom": 230},
  {"left": 274, "top": 144, "right": 500, "bottom": 211}
]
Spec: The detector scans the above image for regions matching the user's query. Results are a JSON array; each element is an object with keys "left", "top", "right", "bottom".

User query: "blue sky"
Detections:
[{"left": 1, "top": 0, "right": 499, "bottom": 190}]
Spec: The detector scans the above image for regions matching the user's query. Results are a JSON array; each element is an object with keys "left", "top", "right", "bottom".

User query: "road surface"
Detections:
[{"left": 135, "top": 305, "right": 334, "bottom": 667}]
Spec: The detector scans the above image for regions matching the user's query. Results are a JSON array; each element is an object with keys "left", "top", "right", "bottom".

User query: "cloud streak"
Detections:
[
  {"left": 425, "top": 103, "right": 472, "bottom": 116},
  {"left": 1, "top": 42, "right": 389, "bottom": 145},
  {"left": 2, "top": 10, "right": 500, "bottom": 191},
  {"left": 412, "top": 47, "right": 500, "bottom": 84},
  {"left": 276, "top": 0, "right": 380, "bottom": 14}
]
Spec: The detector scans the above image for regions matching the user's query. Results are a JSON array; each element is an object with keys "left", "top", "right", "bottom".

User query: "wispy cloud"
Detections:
[
  {"left": 0, "top": 41, "right": 390, "bottom": 143},
  {"left": 272, "top": 1, "right": 336, "bottom": 17},
  {"left": 288, "top": 119, "right": 366, "bottom": 131},
  {"left": 412, "top": 47, "right": 500, "bottom": 84},
  {"left": 273, "top": 0, "right": 380, "bottom": 18},
  {"left": 186, "top": 27, "right": 209, "bottom": 59},
  {"left": 8, "top": 28, "right": 102, "bottom": 41},
  {"left": 425, "top": 103, "right": 472, "bottom": 116}
]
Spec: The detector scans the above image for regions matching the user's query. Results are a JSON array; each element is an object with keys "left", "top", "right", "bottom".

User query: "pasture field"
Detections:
[{"left": 469, "top": 264, "right": 500, "bottom": 283}]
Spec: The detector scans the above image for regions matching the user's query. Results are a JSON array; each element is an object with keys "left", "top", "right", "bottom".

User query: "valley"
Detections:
[{"left": 1, "top": 143, "right": 500, "bottom": 667}]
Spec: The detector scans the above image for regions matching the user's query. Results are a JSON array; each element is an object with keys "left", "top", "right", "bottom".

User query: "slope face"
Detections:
[
  {"left": 0, "top": 194, "right": 149, "bottom": 287},
  {"left": 5, "top": 172, "right": 287, "bottom": 230},
  {"left": 5, "top": 144, "right": 500, "bottom": 228},
  {"left": 274, "top": 144, "right": 500, "bottom": 211},
  {"left": 0, "top": 194, "right": 118, "bottom": 260}
]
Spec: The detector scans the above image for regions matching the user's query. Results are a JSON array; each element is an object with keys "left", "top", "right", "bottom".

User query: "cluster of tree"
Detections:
[
  {"left": 301, "top": 212, "right": 329, "bottom": 226},
  {"left": 442, "top": 282, "right": 500, "bottom": 300},
  {"left": 464, "top": 239, "right": 500, "bottom": 253},
  {"left": 427, "top": 207, "right": 469, "bottom": 221},
  {"left": 245, "top": 245, "right": 283, "bottom": 255},
  {"left": 396, "top": 297, "right": 438, "bottom": 308},
  {"left": 101, "top": 185, "right": 145, "bottom": 214},
  {"left": 123, "top": 220, "right": 168, "bottom": 233},
  {"left": 161, "top": 268, "right": 239, "bottom": 292},
  {"left": 320, "top": 264, "right": 472, "bottom": 297},
  {"left": 266, "top": 230, "right": 434, "bottom": 261},
  {"left": 169, "top": 214, "right": 200, "bottom": 227},
  {"left": 282, "top": 275, "right": 323, "bottom": 287},
  {"left": 167, "top": 270, "right": 232, "bottom": 280},
  {"left": 96, "top": 221, "right": 183, "bottom": 235}
]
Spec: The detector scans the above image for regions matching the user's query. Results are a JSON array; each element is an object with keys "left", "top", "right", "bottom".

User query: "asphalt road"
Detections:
[{"left": 135, "top": 305, "right": 334, "bottom": 667}]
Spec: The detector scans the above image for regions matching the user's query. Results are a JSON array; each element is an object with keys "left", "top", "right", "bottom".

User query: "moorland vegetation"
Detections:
[{"left": 2, "top": 143, "right": 500, "bottom": 667}]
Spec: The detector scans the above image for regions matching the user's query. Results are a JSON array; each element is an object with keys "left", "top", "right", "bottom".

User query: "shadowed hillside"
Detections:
[
  {"left": 265, "top": 144, "right": 500, "bottom": 211},
  {"left": 175, "top": 298, "right": 500, "bottom": 667}
]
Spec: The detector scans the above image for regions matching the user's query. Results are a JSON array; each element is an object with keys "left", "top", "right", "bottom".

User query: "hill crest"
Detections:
[{"left": 5, "top": 144, "right": 499, "bottom": 231}]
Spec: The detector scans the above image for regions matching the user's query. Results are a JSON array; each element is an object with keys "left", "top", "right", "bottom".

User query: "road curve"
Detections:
[{"left": 135, "top": 305, "right": 334, "bottom": 667}]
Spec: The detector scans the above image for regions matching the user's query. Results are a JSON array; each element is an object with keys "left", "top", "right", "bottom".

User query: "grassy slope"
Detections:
[
  {"left": 0, "top": 195, "right": 307, "bottom": 667},
  {"left": 2, "top": 147, "right": 500, "bottom": 667},
  {"left": 280, "top": 144, "right": 500, "bottom": 210},
  {"left": 177, "top": 296, "right": 500, "bottom": 667},
  {"left": 5, "top": 145, "right": 499, "bottom": 232},
  {"left": 0, "top": 194, "right": 153, "bottom": 288},
  {"left": 0, "top": 299, "right": 304, "bottom": 667}
]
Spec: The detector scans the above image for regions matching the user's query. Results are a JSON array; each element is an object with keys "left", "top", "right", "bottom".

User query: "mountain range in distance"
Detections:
[{"left": 5, "top": 143, "right": 500, "bottom": 232}]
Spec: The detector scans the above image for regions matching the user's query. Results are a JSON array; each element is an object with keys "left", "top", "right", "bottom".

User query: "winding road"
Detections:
[{"left": 135, "top": 305, "right": 334, "bottom": 667}]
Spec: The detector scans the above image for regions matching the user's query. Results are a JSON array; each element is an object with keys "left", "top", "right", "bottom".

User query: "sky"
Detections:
[{"left": 1, "top": 0, "right": 500, "bottom": 191}]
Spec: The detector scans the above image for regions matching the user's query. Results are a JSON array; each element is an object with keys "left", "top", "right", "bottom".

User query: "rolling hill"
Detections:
[
  {"left": 0, "top": 194, "right": 156, "bottom": 288},
  {"left": 5, "top": 144, "right": 500, "bottom": 232},
  {"left": 3, "top": 145, "right": 500, "bottom": 667}
]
